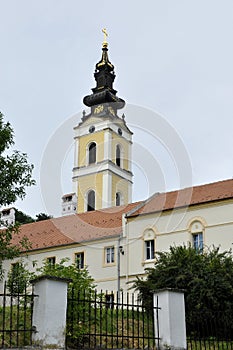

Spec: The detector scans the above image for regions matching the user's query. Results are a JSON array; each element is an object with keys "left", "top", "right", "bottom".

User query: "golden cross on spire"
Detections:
[{"left": 102, "top": 28, "right": 108, "bottom": 47}]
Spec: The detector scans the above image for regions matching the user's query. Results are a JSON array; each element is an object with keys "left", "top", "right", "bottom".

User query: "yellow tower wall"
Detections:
[
  {"left": 77, "top": 173, "right": 103, "bottom": 213},
  {"left": 111, "top": 173, "right": 129, "bottom": 205},
  {"left": 111, "top": 133, "right": 129, "bottom": 170},
  {"left": 78, "top": 132, "right": 105, "bottom": 167}
]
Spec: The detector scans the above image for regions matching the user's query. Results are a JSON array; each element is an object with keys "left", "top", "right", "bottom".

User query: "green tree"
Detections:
[
  {"left": 35, "top": 213, "right": 52, "bottom": 221},
  {"left": 0, "top": 112, "right": 35, "bottom": 206},
  {"left": 7, "top": 261, "right": 35, "bottom": 295},
  {"left": 36, "top": 257, "right": 95, "bottom": 295},
  {"left": 0, "top": 224, "right": 31, "bottom": 280},
  {"left": 133, "top": 245, "right": 233, "bottom": 336},
  {"left": 15, "top": 209, "right": 34, "bottom": 224},
  {"left": 0, "top": 112, "right": 35, "bottom": 278}
]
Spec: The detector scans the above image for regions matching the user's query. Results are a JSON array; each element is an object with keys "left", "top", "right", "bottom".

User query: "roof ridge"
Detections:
[{"left": 127, "top": 178, "right": 233, "bottom": 218}]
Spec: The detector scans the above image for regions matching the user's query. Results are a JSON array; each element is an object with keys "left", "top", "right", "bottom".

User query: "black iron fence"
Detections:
[
  {"left": 0, "top": 282, "right": 36, "bottom": 348},
  {"left": 66, "top": 289, "right": 159, "bottom": 349},
  {"left": 187, "top": 309, "right": 233, "bottom": 350}
]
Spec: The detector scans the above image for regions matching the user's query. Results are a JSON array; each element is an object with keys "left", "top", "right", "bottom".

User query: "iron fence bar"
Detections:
[
  {"left": 88, "top": 291, "right": 91, "bottom": 348},
  {"left": 100, "top": 290, "right": 103, "bottom": 348},
  {"left": 142, "top": 304, "right": 145, "bottom": 349},
  {"left": 156, "top": 295, "right": 160, "bottom": 350},
  {"left": 23, "top": 283, "right": 27, "bottom": 345},
  {"left": 137, "top": 300, "right": 140, "bottom": 347},
  {"left": 30, "top": 285, "right": 35, "bottom": 346},
  {"left": 16, "top": 288, "right": 20, "bottom": 346},
  {"left": 132, "top": 292, "right": 135, "bottom": 348},
  {"left": 146, "top": 304, "right": 150, "bottom": 347},
  {"left": 95, "top": 289, "right": 97, "bottom": 348},
  {"left": 121, "top": 291, "right": 123, "bottom": 348},
  {"left": 104, "top": 290, "right": 107, "bottom": 347},
  {"left": 126, "top": 292, "right": 129, "bottom": 348},
  {"left": 116, "top": 290, "right": 119, "bottom": 348},
  {"left": 9, "top": 286, "right": 13, "bottom": 347},
  {"left": 111, "top": 291, "right": 114, "bottom": 348},
  {"left": 70, "top": 287, "right": 74, "bottom": 343},
  {"left": 2, "top": 282, "right": 6, "bottom": 348}
]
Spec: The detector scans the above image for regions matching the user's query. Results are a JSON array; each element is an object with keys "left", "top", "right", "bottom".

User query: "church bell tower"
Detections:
[{"left": 73, "top": 30, "right": 133, "bottom": 213}]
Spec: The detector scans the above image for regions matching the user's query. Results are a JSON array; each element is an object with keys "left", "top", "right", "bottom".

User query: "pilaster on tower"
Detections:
[{"left": 72, "top": 31, "right": 133, "bottom": 213}]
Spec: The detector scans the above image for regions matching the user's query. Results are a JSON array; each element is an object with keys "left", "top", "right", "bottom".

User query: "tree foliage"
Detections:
[
  {"left": 14, "top": 209, "right": 52, "bottom": 224},
  {"left": 36, "top": 257, "right": 95, "bottom": 295},
  {"left": 133, "top": 245, "right": 233, "bottom": 335},
  {"left": 0, "top": 112, "right": 35, "bottom": 279},
  {"left": 0, "top": 224, "right": 31, "bottom": 280},
  {"left": 7, "top": 257, "right": 95, "bottom": 298},
  {"left": 7, "top": 260, "right": 33, "bottom": 295},
  {"left": 0, "top": 112, "right": 35, "bottom": 206},
  {"left": 15, "top": 209, "right": 34, "bottom": 224},
  {"left": 35, "top": 213, "right": 53, "bottom": 221}
]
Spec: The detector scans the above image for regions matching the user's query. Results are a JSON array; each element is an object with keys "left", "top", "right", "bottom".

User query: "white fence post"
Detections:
[
  {"left": 154, "top": 289, "right": 186, "bottom": 350},
  {"left": 31, "top": 275, "right": 71, "bottom": 349}
]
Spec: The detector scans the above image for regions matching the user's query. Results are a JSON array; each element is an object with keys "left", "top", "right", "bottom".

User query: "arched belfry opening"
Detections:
[
  {"left": 116, "top": 192, "right": 121, "bottom": 206},
  {"left": 87, "top": 190, "right": 95, "bottom": 211},
  {"left": 88, "top": 142, "right": 96, "bottom": 164},
  {"left": 116, "top": 145, "right": 121, "bottom": 167}
]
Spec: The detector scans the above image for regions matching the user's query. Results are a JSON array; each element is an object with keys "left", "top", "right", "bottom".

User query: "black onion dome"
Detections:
[{"left": 83, "top": 41, "right": 125, "bottom": 111}]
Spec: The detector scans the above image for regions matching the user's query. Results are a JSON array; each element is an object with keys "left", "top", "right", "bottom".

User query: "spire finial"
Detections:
[{"left": 102, "top": 28, "right": 108, "bottom": 48}]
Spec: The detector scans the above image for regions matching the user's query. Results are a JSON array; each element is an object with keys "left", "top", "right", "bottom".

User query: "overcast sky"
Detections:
[{"left": 1, "top": 0, "right": 233, "bottom": 218}]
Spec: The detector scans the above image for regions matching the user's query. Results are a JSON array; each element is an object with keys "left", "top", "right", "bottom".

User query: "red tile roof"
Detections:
[
  {"left": 127, "top": 179, "right": 233, "bottom": 217},
  {"left": 11, "top": 202, "right": 142, "bottom": 252},
  {"left": 9, "top": 179, "right": 233, "bottom": 252}
]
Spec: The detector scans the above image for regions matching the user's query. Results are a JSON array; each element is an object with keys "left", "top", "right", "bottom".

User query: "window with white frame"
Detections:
[
  {"left": 105, "top": 246, "right": 115, "bottom": 264},
  {"left": 193, "top": 232, "right": 203, "bottom": 251},
  {"left": 145, "top": 239, "right": 155, "bottom": 260},
  {"left": 189, "top": 219, "right": 205, "bottom": 252},
  {"left": 75, "top": 252, "right": 84, "bottom": 269}
]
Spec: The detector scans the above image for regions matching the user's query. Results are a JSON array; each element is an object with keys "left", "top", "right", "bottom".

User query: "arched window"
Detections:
[
  {"left": 116, "top": 145, "right": 121, "bottom": 167},
  {"left": 143, "top": 229, "right": 156, "bottom": 261},
  {"left": 189, "top": 219, "right": 205, "bottom": 252},
  {"left": 87, "top": 190, "right": 95, "bottom": 211},
  {"left": 116, "top": 192, "right": 121, "bottom": 206},
  {"left": 88, "top": 142, "right": 96, "bottom": 164}
]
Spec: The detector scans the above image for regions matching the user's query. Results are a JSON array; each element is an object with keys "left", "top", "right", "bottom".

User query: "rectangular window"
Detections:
[
  {"left": 105, "top": 294, "right": 114, "bottom": 309},
  {"left": 75, "top": 252, "right": 84, "bottom": 269},
  {"left": 105, "top": 247, "right": 115, "bottom": 264},
  {"left": 193, "top": 233, "right": 203, "bottom": 251},
  {"left": 47, "top": 257, "right": 56, "bottom": 266},
  {"left": 145, "top": 240, "right": 155, "bottom": 260}
]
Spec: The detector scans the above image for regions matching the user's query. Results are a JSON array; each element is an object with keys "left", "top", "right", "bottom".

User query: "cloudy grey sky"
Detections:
[{"left": 1, "top": 0, "right": 233, "bottom": 217}]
